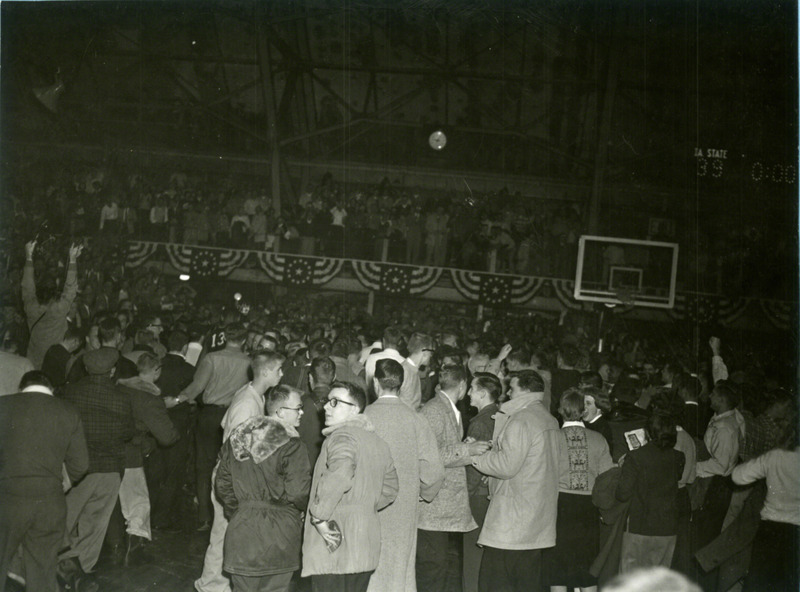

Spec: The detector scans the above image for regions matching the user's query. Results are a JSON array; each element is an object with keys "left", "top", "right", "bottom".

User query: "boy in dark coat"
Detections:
[{"left": 215, "top": 387, "right": 311, "bottom": 592}]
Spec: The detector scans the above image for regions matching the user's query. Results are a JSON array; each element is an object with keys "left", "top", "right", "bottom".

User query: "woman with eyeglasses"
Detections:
[{"left": 302, "top": 381, "right": 399, "bottom": 592}]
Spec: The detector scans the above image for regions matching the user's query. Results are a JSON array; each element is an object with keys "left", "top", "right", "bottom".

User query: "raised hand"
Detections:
[
  {"left": 68, "top": 243, "right": 84, "bottom": 262},
  {"left": 25, "top": 240, "right": 36, "bottom": 260}
]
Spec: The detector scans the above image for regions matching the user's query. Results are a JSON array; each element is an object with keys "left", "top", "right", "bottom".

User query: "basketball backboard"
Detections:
[{"left": 574, "top": 235, "right": 679, "bottom": 309}]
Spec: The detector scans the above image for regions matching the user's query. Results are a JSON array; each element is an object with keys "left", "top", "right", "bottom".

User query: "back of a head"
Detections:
[
  {"left": 559, "top": 388, "right": 585, "bottom": 421},
  {"left": 646, "top": 412, "right": 678, "bottom": 449},
  {"left": 137, "top": 352, "right": 160, "bottom": 375},
  {"left": 167, "top": 330, "right": 189, "bottom": 353},
  {"left": 407, "top": 332, "right": 434, "bottom": 354},
  {"left": 612, "top": 374, "right": 642, "bottom": 405},
  {"left": 472, "top": 372, "right": 502, "bottom": 402},
  {"left": 225, "top": 322, "right": 247, "bottom": 345},
  {"left": 310, "top": 356, "right": 336, "bottom": 385},
  {"left": 382, "top": 326, "right": 402, "bottom": 349},
  {"left": 309, "top": 338, "right": 332, "bottom": 359},
  {"left": 438, "top": 364, "right": 467, "bottom": 393},
  {"left": 19, "top": 370, "right": 53, "bottom": 391},
  {"left": 331, "top": 337, "right": 359, "bottom": 359},
  {"left": 134, "top": 329, "right": 156, "bottom": 348},
  {"left": 98, "top": 316, "right": 122, "bottom": 346},
  {"left": 559, "top": 344, "right": 580, "bottom": 367},
  {"left": 251, "top": 350, "right": 286, "bottom": 375},
  {"left": 580, "top": 371, "right": 603, "bottom": 389},
  {"left": 514, "top": 369, "right": 545, "bottom": 393},
  {"left": 603, "top": 567, "right": 701, "bottom": 592},
  {"left": 507, "top": 347, "right": 531, "bottom": 369},
  {"left": 63, "top": 325, "right": 84, "bottom": 346},
  {"left": 375, "top": 358, "right": 404, "bottom": 392},
  {"left": 266, "top": 384, "right": 301, "bottom": 415},
  {"left": 714, "top": 381, "right": 741, "bottom": 410}
]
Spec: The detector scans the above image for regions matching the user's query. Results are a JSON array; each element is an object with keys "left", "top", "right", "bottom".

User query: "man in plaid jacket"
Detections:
[{"left": 57, "top": 347, "right": 138, "bottom": 587}]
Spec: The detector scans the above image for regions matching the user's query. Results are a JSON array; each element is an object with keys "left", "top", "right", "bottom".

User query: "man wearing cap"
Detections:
[{"left": 57, "top": 347, "right": 137, "bottom": 586}]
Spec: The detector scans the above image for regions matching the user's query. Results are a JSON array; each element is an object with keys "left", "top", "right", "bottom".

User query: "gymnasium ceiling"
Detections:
[{"left": 1, "top": 0, "right": 797, "bottom": 195}]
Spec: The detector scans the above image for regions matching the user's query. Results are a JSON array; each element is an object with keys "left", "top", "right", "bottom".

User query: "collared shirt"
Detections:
[
  {"left": 696, "top": 409, "right": 744, "bottom": 478},
  {"left": 221, "top": 383, "right": 264, "bottom": 442},
  {"left": 562, "top": 420, "right": 585, "bottom": 428},
  {"left": 22, "top": 385, "right": 54, "bottom": 396},
  {"left": 442, "top": 391, "right": 462, "bottom": 432},
  {"left": 179, "top": 346, "right": 250, "bottom": 406}
]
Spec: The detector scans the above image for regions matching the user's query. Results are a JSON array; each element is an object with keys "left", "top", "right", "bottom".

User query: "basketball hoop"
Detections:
[{"left": 615, "top": 289, "right": 636, "bottom": 307}]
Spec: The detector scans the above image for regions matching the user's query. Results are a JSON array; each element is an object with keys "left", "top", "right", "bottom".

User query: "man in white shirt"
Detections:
[
  {"left": 364, "top": 327, "right": 406, "bottom": 396},
  {"left": 194, "top": 351, "right": 285, "bottom": 592},
  {"left": 694, "top": 382, "right": 745, "bottom": 592}
]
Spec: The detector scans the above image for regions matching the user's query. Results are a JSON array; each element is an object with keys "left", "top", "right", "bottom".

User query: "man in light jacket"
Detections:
[
  {"left": 417, "top": 365, "right": 490, "bottom": 592},
  {"left": 302, "top": 381, "right": 399, "bottom": 592},
  {"left": 471, "top": 369, "right": 560, "bottom": 592}
]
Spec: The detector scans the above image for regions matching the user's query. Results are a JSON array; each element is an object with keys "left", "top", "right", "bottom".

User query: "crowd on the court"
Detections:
[{"left": 0, "top": 233, "right": 797, "bottom": 592}]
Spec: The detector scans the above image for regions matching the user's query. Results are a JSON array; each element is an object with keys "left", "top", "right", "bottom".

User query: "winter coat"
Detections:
[
  {"left": 302, "top": 414, "right": 399, "bottom": 576},
  {"left": 418, "top": 393, "right": 477, "bottom": 532},
  {"left": 215, "top": 416, "right": 312, "bottom": 576},
  {"left": 364, "top": 396, "right": 445, "bottom": 592},
  {"left": 472, "top": 392, "right": 560, "bottom": 550}
]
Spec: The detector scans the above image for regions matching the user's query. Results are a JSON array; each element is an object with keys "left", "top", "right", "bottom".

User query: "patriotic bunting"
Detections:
[
  {"left": 256, "top": 252, "right": 344, "bottom": 286},
  {"left": 352, "top": 261, "right": 442, "bottom": 295},
  {"left": 190, "top": 249, "right": 221, "bottom": 279},
  {"left": 165, "top": 244, "right": 249, "bottom": 277},
  {"left": 123, "top": 241, "right": 793, "bottom": 332},
  {"left": 125, "top": 241, "right": 159, "bottom": 268}
]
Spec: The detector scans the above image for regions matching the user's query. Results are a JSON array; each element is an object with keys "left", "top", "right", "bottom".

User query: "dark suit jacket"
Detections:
[
  {"left": 157, "top": 353, "right": 195, "bottom": 397},
  {"left": 615, "top": 441, "right": 685, "bottom": 536},
  {"left": 298, "top": 385, "right": 330, "bottom": 467},
  {"left": 586, "top": 414, "right": 614, "bottom": 448},
  {"left": 42, "top": 343, "right": 72, "bottom": 387},
  {"left": 0, "top": 391, "right": 89, "bottom": 497}
]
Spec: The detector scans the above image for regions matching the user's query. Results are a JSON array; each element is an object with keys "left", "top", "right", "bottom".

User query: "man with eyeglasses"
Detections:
[
  {"left": 194, "top": 350, "right": 285, "bottom": 592},
  {"left": 214, "top": 385, "right": 311, "bottom": 592},
  {"left": 302, "top": 381, "right": 399, "bottom": 592}
]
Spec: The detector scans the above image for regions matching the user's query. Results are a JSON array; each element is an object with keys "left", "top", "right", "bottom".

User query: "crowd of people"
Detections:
[{"left": 0, "top": 236, "right": 797, "bottom": 592}]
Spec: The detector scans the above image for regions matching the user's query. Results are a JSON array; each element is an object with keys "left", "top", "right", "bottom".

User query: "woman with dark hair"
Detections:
[
  {"left": 615, "top": 412, "right": 685, "bottom": 573},
  {"left": 544, "top": 388, "right": 614, "bottom": 592},
  {"left": 581, "top": 385, "right": 613, "bottom": 447}
]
